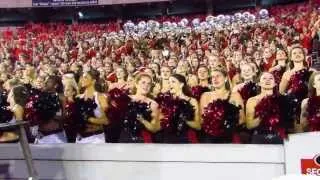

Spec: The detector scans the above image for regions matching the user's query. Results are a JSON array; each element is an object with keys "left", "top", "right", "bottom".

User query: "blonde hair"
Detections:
[{"left": 62, "top": 74, "right": 79, "bottom": 94}]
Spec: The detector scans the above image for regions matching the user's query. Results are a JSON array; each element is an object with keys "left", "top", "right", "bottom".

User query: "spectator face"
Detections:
[
  {"left": 126, "top": 62, "right": 135, "bottom": 74},
  {"left": 196, "top": 49, "right": 203, "bottom": 57},
  {"left": 263, "top": 48, "right": 272, "bottom": 59},
  {"left": 150, "top": 63, "right": 160, "bottom": 75},
  {"left": 197, "top": 67, "right": 209, "bottom": 80},
  {"left": 105, "top": 63, "right": 113, "bottom": 74},
  {"left": 60, "top": 63, "right": 68, "bottom": 74},
  {"left": 176, "top": 61, "right": 188, "bottom": 75},
  {"left": 47, "top": 48, "right": 55, "bottom": 56},
  {"left": 246, "top": 47, "right": 253, "bottom": 54},
  {"left": 200, "top": 34, "right": 206, "bottom": 42},
  {"left": 82, "top": 42, "right": 89, "bottom": 50},
  {"left": 208, "top": 56, "right": 220, "bottom": 69},
  {"left": 0, "top": 73, "right": 8, "bottom": 82},
  {"left": 234, "top": 51, "right": 243, "bottom": 62},
  {"left": 45, "top": 77, "right": 57, "bottom": 92},
  {"left": 111, "top": 52, "right": 117, "bottom": 59},
  {"left": 34, "top": 76, "right": 45, "bottom": 90},
  {"left": 247, "top": 41, "right": 253, "bottom": 49},
  {"left": 0, "top": 64, "right": 6, "bottom": 73},
  {"left": 211, "top": 70, "right": 227, "bottom": 89},
  {"left": 259, "top": 72, "right": 276, "bottom": 90},
  {"left": 136, "top": 75, "right": 152, "bottom": 95},
  {"left": 239, "top": 60, "right": 248, "bottom": 68},
  {"left": 224, "top": 48, "right": 231, "bottom": 57},
  {"left": 116, "top": 68, "right": 126, "bottom": 80},
  {"left": 191, "top": 58, "right": 199, "bottom": 68},
  {"left": 64, "top": 84, "right": 76, "bottom": 98},
  {"left": 96, "top": 53, "right": 102, "bottom": 60},
  {"left": 80, "top": 72, "right": 95, "bottom": 88},
  {"left": 240, "top": 64, "right": 255, "bottom": 81},
  {"left": 276, "top": 49, "right": 287, "bottom": 61},
  {"left": 160, "top": 67, "right": 171, "bottom": 80},
  {"left": 254, "top": 51, "right": 262, "bottom": 65},
  {"left": 290, "top": 47, "right": 305, "bottom": 63},
  {"left": 98, "top": 39, "right": 105, "bottom": 48},
  {"left": 23, "top": 65, "right": 35, "bottom": 78},
  {"left": 168, "top": 58, "right": 177, "bottom": 69},
  {"left": 230, "top": 37, "right": 238, "bottom": 47},
  {"left": 280, "top": 38, "right": 287, "bottom": 47},
  {"left": 169, "top": 76, "right": 183, "bottom": 95}
]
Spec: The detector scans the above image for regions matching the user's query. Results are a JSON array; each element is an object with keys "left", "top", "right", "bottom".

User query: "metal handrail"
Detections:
[{"left": 0, "top": 121, "right": 38, "bottom": 180}]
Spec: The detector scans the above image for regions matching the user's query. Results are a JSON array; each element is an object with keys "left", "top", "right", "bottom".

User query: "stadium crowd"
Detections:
[{"left": 0, "top": 1, "right": 320, "bottom": 144}]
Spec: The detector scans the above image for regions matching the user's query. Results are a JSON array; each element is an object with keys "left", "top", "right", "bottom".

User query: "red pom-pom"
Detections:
[
  {"left": 24, "top": 95, "right": 41, "bottom": 126},
  {"left": 254, "top": 95, "right": 283, "bottom": 133},
  {"left": 107, "top": 88, "right": 130, "bottom": 124},
  {"left": 155, "top": 92, "right": 175, "bottom": 129},
  {"left": 202, "top": 99, "right": 240, "bottom": 137},
  {"left": 287, "top": 69, "right": 311, "bottom": 101},
  {"left": 64, "top": 100, "right": 77, "bottom": 125}
]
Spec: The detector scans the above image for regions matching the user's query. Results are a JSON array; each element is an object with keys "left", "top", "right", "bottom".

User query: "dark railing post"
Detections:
[
  {"left": 0, "top": 122, "right": 39, "bottom": 180},
  {"left": 18, "top": 123, "right": 39, "bottom": 180}
]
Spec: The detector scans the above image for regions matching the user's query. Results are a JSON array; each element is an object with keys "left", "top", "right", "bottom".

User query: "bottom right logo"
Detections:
[{"left": 301, "top": 154, "right": 320, "bottom": 176}]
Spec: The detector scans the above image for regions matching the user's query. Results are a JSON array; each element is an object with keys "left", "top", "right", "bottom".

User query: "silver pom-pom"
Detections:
[
  {"left": 192, "top": 18, "right": 200, "bottom": 27},
  {"left": 259, "top": 9, "right": 269, "bottom": 19}
]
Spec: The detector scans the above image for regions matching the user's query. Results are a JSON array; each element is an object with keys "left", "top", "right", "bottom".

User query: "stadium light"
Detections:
[{"left": 78, "top": 11, "right": 84, "bottom": 18}]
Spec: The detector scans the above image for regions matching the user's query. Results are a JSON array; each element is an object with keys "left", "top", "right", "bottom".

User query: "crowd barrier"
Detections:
[
  {"left": 0, "top": 144, "right": 284, "bottom": 180},
  {"left": 1, "top": 132, "right": 319, "bottom": 179}
]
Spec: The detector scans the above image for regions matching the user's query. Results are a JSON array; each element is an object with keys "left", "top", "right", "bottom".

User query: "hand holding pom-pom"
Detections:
[
  {"left": 202, "top": 99, "right": 240, "bottom": 137},
  {"left": 155, "top": 92, "right": 175, "bottom": 129},
  {"left": 123, "top": 101, "right": 152, "bottom": 140},
  {"left": 107, "top": 88, "right": 130, "bottom": 124},
  {"left": 24, "top": 91, "right": 60, "bottom": 126},
  {"left": 255, "top": 94, "right": 284, "bottom": 135},
  {"left": 171, "top": 98, "right": 195, "bottom": 136}
]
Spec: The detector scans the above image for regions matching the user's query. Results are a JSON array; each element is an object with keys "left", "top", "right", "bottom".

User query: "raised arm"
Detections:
[{"left": 279, "top": 71, "right": 289, "bottom": 95}]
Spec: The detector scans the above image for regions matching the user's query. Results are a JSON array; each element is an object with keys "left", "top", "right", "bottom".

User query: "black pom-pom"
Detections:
[
  {"left": 25, "top": 91, "right": 61, "bottom": 125},
  {"left": 171, "top": 98, "right": 195, "bottom": 136},
  {"left": 238, "top": 82, "right": 258, "bottom": 104},
  {"left": 74, "top": 97, "right": 97, "bottom": 127},
  {"left": 123, "top": 101, "right": 152, "bottom": 140}
]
